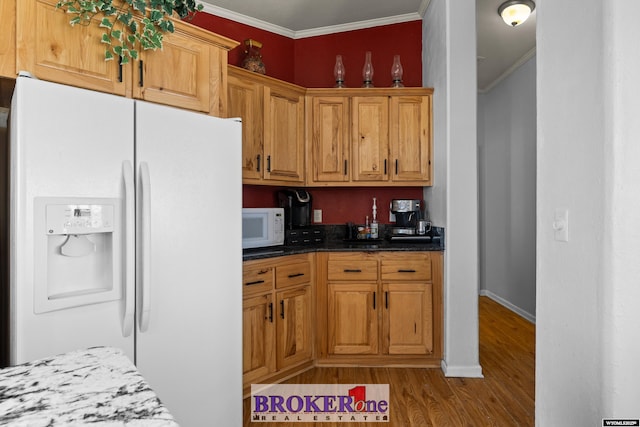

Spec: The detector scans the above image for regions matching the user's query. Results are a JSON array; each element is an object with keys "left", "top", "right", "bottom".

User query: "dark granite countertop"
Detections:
[{"left": 244, "top": 225, "right": 445, "bottom": 261}]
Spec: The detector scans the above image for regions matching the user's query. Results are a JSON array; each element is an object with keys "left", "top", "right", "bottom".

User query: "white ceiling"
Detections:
[{"left": 198, "top": 0, "right": 536, "bottom": 92}]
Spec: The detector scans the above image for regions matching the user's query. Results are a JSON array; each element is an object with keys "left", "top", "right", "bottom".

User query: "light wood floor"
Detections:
[{"left": 243, "top": 296, "right": 535, "bottom": 426}]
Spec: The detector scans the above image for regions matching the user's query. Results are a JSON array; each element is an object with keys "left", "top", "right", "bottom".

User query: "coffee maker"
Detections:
[
  {"left": 390, "top": 199, "right": 422, "bottom": 235},
  {"left": 277, "top": 188, "right": 312, "bottom": 229}
]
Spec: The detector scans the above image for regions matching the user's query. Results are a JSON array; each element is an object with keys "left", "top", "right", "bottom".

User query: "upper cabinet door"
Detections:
[
  {"left": 308, "top": 96, "right": 350, "bottom": 183},
  {"left": 263, "top": 85, "right": 305, "bottom": 183},
  {"left": 0, "top": 0, "right": 16, "bottom": 79},
  {"left": 16, "top": 0, "right": 128, "bottom": 96},
  {"left": 133, "top": 24, "right": 210, "bottom": 113},
  {"left": 228, "top": 72, "right": 264, "bottom": 181},
  {"left": 389, "top": 95, "right": 432, "bottom": 183},
  {"left": 351, "top": 96, "right": 389, "bottom": 182}
]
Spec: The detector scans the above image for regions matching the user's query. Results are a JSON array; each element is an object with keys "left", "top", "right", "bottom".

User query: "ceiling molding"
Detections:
[
  {"left": 199, "top": 3, "right": 296, "bottom": 38},
  {"left": 418, "top": 0, "right": 432, "bottom": 17},
  {"left": 199, "top": 3, "right": 422, "bottom": 40},
  {"left": 478, "top": 46, "right": 537, "bottom": 94},
  {"left": 294, "top": 13, "right": 422, "bottom": 39}
]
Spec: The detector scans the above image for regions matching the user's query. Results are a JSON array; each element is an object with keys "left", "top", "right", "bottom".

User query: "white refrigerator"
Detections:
[{"left": 9, "top": 76, "right": 242, "bottom": 426}]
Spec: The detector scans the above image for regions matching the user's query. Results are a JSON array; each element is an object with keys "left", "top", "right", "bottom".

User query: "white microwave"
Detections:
[{"left": 242, "top": 208, "right": 285, "bottom": 249}]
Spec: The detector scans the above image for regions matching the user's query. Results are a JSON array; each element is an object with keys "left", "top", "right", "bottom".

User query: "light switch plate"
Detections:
[{"left": 313, "top": 209, "right": 322, "bottom": 223}]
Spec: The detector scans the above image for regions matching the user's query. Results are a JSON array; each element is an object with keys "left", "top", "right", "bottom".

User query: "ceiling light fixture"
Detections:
[{"left": 498, "top": 0, "right": 536, "bottom": 27}]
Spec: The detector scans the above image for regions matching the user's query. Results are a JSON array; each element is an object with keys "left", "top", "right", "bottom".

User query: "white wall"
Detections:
[
  {"left": 601, "top": 1, "right": 640, "bottom": 415},
  {"left": 423, "top": 0, "right": 482, "bottom": 377},
  {"left": 478, "top": 56, "right": 536, "bottom": 321},
  {"left": 536, "top": 0, "right": 640, "bottom": 423}
]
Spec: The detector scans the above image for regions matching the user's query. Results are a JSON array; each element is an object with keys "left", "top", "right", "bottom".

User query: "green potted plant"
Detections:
[{"left": 55, "top": 0, "right": 204, "bottom": 64}]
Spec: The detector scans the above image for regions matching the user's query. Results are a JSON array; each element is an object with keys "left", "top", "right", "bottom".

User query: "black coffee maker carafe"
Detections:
[{"left": 277, "top": 189, "right": 312, "bottom": 229}]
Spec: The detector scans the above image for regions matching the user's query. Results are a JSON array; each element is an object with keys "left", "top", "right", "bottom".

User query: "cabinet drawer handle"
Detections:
[
  {"left": 268, "top": 302, "right": 273, "bottom": 323},
  {"left": 398, "top": 269, "right": 417, "bottom": 273},
  {"left": 280, "top": 300, "right": 285, "bottom": 319},
  {"left": 245, "top": 280, "right": 265, "bottom": 286},
  {"left": 257, "top": 154, "right": 261, "bottom": 172},
  {"left": 343, "top": 269, "right": 362, "bottom": 273},
  {"left": 288, "top": 273, "right": 305, "bottom": 278}
]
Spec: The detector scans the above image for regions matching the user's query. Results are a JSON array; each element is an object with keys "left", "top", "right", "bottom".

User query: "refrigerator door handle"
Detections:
[
  {"left": 139, "top": 161, "right": 152, "bottom": 332},
  {"left": 122, "top": 161, "right": 135, "bottom": 337}
]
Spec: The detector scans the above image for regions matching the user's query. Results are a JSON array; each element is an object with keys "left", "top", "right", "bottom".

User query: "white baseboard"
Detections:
[
  {"left": 479, "top": 290, "right": 536, "bottom": 324},
  {"left": 441, "top": 360, "right": 484, "bottom": 378}
]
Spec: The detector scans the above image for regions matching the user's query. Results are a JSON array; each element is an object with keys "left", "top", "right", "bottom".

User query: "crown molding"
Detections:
[
  {"left": 199, "top": 3, "right": 295, "bottom": 38},
  {"left": 478, "top": 46, "right": 536, "bottom": 94},
  {"left": 295, "top": 13, "right": 422, "bottom": 39},
  {"left": 200, "top": 4, "right": 422, "bottom": 40},
  {"left": 418, "top": 0, "right": 432, "bottom": 17}
]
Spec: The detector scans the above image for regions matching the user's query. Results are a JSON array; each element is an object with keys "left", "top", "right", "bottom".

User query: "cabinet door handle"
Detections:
[
  {"left": 280, "top": 300, "right": 285, "bottom": 319},
  {"left": 384, "top": 159, "right": 387, "bottom": 175},
  {"left": 245, "top": 280, "right": 265, "bottom": 286},
  {"left": 343, "top": 269, "right": 362, "bottom": 273},
  {"left": 138, "top": 60, "right": 144, "bottom": 87},
  {"left": 267, "top": 155, "right": 271, "bottom": 172},
  {"left": 257, "top": 154, "right": 261, "bottom": 172},
  {"left": 118, "top": 62, "right": 123, "bottom": 83},
  {"left": 398, "top": 269, "right": 417, "bottom": 273},
  {"left": 373, "top": 292, "right": 377, "bottom": 310},
  {"left": 268, "top": 302, "right": 273, "bottom": 323},
  {"left": 344, "top": 159, "right": 348, "bottom": 175},
  {"left": 395, "top": 159, "right": 399, "bottom": 175},
  {"left": 288, "top": 273, "right": 305, "bottom": 278},
  {"left": 385, "top": 291, "right": 389, "bottom": 309}
]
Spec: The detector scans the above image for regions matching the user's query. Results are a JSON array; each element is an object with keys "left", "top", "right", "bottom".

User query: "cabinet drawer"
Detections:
[
  {"left": 381, "top": 253, "right": 431, "bottom": 281},
  {"left": 276, "top": 261, "right": 311, "bottom": 289},
  {"left": 327, "top": 257, "right": 378, "bottom": 281},
  {"left": 243, "top": 266, "right": 274, "bottom": 295}
]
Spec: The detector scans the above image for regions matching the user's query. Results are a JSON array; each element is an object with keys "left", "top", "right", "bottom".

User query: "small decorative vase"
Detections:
[
  {"left": 334, "top": 55, "right": 346, "bottom": 88},
  {"left": 362, "top": 51, "right": 374, "bottom": 88},
  {"left": 241, "top": 39, "right": 266, "bottom": 74},
  {"left": 391, "top": 55, "right": 404, "bottom": 87}
]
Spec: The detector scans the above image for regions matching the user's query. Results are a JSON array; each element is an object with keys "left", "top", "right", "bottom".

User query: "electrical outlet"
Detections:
[{"left": 313, "top": 209, "right": 322, "bottom": 223}]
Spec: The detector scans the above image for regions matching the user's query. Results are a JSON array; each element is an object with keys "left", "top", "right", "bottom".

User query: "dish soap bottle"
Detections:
[{"left": 370, "top": 197, "right": 379, "bottom": 239}]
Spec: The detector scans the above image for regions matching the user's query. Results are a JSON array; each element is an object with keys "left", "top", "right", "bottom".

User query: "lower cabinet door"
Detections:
[
  {"left": 276, "top": 285, "right": 312, "bottom": 369},
  {"left": 382, "top": 282, "right": 433, "bottom": 355},
  {"left": 243, "top": 293, "right": 276, "bottom": 385},
  {"left": 328, "top": 283, "right": 379, "bottom": 355}
]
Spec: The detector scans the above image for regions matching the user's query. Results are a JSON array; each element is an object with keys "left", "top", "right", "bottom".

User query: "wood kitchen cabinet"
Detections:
[
  {"left": 306, "top": 88, "right": 433, "bottom": 187},
  {"left": 306, "top": 95, "right": 351, "bottom": 182},
  {"left": 242, "top": 293, "right": 276, "bottom": 384},
  {"left": 317, "top": 251, "right": 442, "bottom": 366},
  {"left": 228, "top": 65, "right": 305, "bottom": 185},
  {"left": 242, "top": 254, "right": 314, "bottom": 396},
  {"left": 16, "top": 0, "right": 129, "bottom": 96},
  {"left": 0, "top": 0, "right": 16, "bottom": 79},
  {"left": 15, "top": 0, "right": 237, "bottom": 114}
]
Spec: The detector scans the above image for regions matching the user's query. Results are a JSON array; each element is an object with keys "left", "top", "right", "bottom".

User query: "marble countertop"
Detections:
[{"left": 0, "top": 347, "right": 177, "bottom": 426}]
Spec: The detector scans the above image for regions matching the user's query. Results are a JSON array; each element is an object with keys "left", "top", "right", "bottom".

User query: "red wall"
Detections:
[
  {"left": 190, "top": 13, "right": 422, "bottom": 88},
  {"left": 244, "top": 186, "right": 424, "bottom": 225},
  {"left": 192, "top": 13, "right": 425, "bottom": 225},
  {"left": 293, "top": 21, "right": 423, "bottom": 88},
  {"left": 189, "top": 13, "right": 295, "bottom": 82}
]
